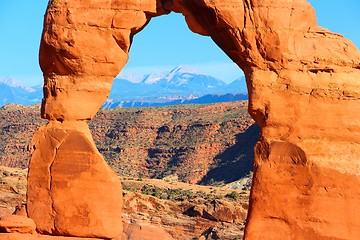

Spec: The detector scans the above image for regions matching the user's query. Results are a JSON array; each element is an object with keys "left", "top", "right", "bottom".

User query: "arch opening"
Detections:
[{"left": 99, "top": 10, "right": 258, "bottom": 191}]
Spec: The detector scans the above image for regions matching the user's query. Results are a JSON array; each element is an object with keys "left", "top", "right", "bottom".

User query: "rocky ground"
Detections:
[
  {"left": 0, "top": 167, "right": 27, "bottom": 218},
  {"left": 0, "top": 166, "right": 249, "bottom": 239}
]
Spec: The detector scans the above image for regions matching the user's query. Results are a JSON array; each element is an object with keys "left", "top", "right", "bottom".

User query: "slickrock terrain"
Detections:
[
  {"left": 3, "top": 0, "right": 360, "bottom": 239},
  {"left": 0, "top": 166, "right": 248, "bottom": 239}
]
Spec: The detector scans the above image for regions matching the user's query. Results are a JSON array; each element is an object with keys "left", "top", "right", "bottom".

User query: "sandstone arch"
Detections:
[{"left": 28, "top": 0, "right": 360, "bottom": 239}]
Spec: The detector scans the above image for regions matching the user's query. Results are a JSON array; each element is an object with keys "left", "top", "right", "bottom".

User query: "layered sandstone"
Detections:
[{"left": 29, "top": 0, "right": 360, "bottom": 239}]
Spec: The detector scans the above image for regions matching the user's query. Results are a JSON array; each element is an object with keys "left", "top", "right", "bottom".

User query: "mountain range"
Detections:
[
  {"left": 0, "top": 77, "right": 42, "bottom": 107},
  {"left": 1, "top": 65, "right": 248, "bottom": 108}
]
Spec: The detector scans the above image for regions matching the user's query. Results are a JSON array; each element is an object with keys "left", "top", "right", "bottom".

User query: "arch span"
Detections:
[{"left": 28, "top": 0, "right": 360, "bottom": 239}]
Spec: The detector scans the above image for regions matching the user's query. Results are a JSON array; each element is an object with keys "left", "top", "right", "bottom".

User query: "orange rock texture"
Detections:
[
  {"left": 27, "top": 122, "right": 123, "bottom": 238},
  {"left": 0, "top": 215, "right": 36, "bottom": 234},
  {"left": 31, "top": 0, "right": 360, "bottom": 239},
  {"left": 122, "top": 222, "right": 174, "bottom": 240}
]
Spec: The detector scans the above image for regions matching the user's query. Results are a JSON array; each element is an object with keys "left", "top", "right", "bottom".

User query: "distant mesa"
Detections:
[{"left": 102, "top": 93, "right": 248, "bottom": 108}]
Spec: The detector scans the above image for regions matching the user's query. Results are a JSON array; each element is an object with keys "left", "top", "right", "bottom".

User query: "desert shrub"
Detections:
[
  {"left": 160, "top": 194, "right": 168, "bottom": 200},
  {"left": 226, "top": 191, "right": 240, "bottom": 200},
  {"left": 168, "top": 193, "right": 176, "bottom": 200},
  {"left": 153, "top": 188, "right": 161, "bottom": 198},
  {"left": 127, "top": 187, "right": 137, "bottom": 192},
  {"left": 184, "top": 190, "right": 194, "bottom": 198},
  {"left": 143, "top": 189, "right": 154, "bottom": 196}
]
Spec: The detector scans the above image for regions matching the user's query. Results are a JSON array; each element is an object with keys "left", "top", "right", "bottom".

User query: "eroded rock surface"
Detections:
[
  {"left": 32, "top": 0, "right": 360, "bottom": 239},
  {"left": 27, "top": 121, "right": 123, "bottom": 238},
  {"left": 0, "top": 215, "right": 36, "bottom": 234},
  {"left": 122, "top": 222, "right": 174, "bottom": 240}
]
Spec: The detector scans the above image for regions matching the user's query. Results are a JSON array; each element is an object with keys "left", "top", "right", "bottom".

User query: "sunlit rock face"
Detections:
[
  {"left": 27, "top": 0, "right": 360, "bottom": 238},
  {"left": 27, "top": 121, "right": 123, "bottom": 238}
]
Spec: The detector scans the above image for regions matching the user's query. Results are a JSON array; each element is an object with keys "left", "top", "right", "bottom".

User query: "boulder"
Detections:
[
  {"left": 0, "top": 215, "right": 36, "bottom": 234},
  {"left": 123, "top": 221, "right": 174, "bottom": 240},
  {"left": 185, "top": 199, "right": 247, "bottom": 223}
]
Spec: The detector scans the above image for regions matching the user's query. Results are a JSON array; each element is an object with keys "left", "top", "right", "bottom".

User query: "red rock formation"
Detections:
[
  {"left": 0, "top": 215, "right": 36, "bottom": 234},
  {"left": 0, "top": 234, "right": 105, "bottom": 240},
  {"left": 186, "top": 199, "right": 247, "bottom": 223},
  {"left": 30, "top": 0, "right": 166, "bottom": 238},
  {"left": 122, "top": 222, "right": 174, "bottom": 240},
  {"left": 27, "top": 122, "right": 122, "bottom": 238},
  {"left": 29, "top": 0, "right": 360, "bottom": 239},
  {"left": 163, "top": 1, "right": 360, "bottom": 239}
]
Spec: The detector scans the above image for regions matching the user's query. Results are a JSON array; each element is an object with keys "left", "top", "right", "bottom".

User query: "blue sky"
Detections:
[{"left": 0, "top": 0, "right": 359, "bottom": 86}]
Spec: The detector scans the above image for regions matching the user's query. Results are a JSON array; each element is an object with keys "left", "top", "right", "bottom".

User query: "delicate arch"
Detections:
[{"left": 27, "top": 0, "right": 360, "bottom": 239}]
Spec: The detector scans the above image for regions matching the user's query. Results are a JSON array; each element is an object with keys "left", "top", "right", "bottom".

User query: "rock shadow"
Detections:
[{"left": 199, "top": 123, "right": 260, "bottom": 185}]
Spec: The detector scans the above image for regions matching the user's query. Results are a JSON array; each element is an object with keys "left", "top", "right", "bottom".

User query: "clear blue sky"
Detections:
[{"left": 0, "top": 0, "right": 359, "bottom": 86}]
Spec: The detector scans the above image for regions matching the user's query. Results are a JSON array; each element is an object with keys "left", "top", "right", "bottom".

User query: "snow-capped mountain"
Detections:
[
  {"left": 142, "top": 71, "right": 169, "bottom": 85},
  {"left": 0, "top": 77, "right": 36, "bottom": 92},
  {"left": 140, "top": 65, "right": 201, "bottom": 85},
  {"left": 109, "top": 65, "right": 232, "bottom": 100},
  {"left": 117, "top": 73, "right": 144, "bottom": 83},
  {"left": 0, "top": 77, "right": 42, "bottom": 106}
]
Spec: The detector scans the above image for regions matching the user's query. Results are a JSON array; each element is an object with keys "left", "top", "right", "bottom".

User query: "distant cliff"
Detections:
[{"left": 0, "top": 101, "right": 258, "bottom": 185}]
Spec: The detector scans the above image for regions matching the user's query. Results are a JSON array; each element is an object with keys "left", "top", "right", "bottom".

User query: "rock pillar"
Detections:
[
  {"left": 27, "top": 0, "right": 164, "bottom": 238},
  {"left": 27, "top": 122, "right": 123, "bottom": 238}
]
